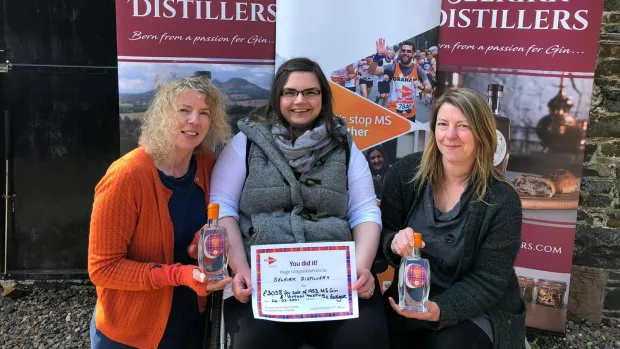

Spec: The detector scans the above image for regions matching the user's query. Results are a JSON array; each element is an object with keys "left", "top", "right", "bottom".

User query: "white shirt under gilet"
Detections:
[{"left": 209, "top": 132, "right": 382, "bottom": 229}]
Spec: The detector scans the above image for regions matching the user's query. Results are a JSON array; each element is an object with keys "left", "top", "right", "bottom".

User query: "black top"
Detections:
[
  {"left": 157, "top": 155, "right": 208, "bottom": 346},
  {"left": 158, "top": 155, "right": 206, "bottom": 265},
  {"left": 409, "top": 183, "right": 473, "bottom": 290},
  {"left": 409, "top": 182, "right": 493, "bottom": 342},
  {"left": 380, "top": 152, "right": 525, "bottom": 349}
]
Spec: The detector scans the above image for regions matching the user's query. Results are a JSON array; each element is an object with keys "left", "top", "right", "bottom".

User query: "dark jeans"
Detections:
[
  {"left": 90, "top": 310, "right": 135, "bottom": 349},
  {"left": 383, "top": 284, "right": 492, "bottom": 349},
  {"left": 90, "top": 301, "right": 207, "bottom": 349},
  {"left": 225, "top": 277, "right": 388, "bottom": 349}
]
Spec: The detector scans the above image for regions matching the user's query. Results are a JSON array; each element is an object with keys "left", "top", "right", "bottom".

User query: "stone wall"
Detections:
[{"left": 570, "top": 0, "right": 620, "bottom": 324}]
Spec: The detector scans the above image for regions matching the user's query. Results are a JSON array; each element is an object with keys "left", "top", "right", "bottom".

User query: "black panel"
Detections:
[
  {"left": 0, "top": 2, "right": 5, "bottom": 275},
  {"left": 0, "top": 69, "right": 119, "bottom": 272},
  {"left": 0, "top": 0, "right": 120, "bottom": 275},
  {"left": 1, "top": 106, "right": 10, "bottom": 276},
  {"left": 4, "top": 0, "right": 117, "bottom": 66},
  {"left": 0, "top": 0, "right": 5, "bottom": 64}
]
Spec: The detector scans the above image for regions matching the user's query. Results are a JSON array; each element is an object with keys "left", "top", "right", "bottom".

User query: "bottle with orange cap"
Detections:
[
  {"left": 198, "top": 203, "right": 229, "bottom": 281},
  {"left": 398, "top": 231, "right": 430, "bottom": 312}
]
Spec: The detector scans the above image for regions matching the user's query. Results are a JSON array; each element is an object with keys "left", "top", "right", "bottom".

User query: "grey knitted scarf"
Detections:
[{"left": 271, "top": 120, "right": 337, "bottom": 174}]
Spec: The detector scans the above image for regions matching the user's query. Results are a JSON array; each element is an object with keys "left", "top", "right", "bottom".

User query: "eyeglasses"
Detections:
[{"left": 281, "top": 88, "right": 322, "bottom": 99}]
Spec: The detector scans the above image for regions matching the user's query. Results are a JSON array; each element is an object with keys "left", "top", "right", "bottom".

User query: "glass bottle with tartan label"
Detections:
[
  {"left": 198, "top": 203, "right": 229, "bottom": 281},
  {"left": 488, "top": 84, "right": 511, "bottom": 173},
  {"left": 398, "top": 232, "right": 430, "bottom": 312}
]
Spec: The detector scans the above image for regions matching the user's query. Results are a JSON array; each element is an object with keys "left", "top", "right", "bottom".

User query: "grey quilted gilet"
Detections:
[{"left": 237, "top": 117, "right": 352, "bottom": 261}]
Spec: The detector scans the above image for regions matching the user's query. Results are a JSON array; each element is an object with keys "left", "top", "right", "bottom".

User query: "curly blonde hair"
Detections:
[{"left": 139, "top": 75, "right": 231, "bottom": 163}]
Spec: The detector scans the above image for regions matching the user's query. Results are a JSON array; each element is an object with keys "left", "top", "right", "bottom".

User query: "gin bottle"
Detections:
[
  {"left": 398, "top": 232, "right": 431, "bottom": 312},
  {"left": 488, "top": 84, "right": 511, "bottom": 173},
  {"left": 198, "top": 203, "right": 229, "bottom": 281}
]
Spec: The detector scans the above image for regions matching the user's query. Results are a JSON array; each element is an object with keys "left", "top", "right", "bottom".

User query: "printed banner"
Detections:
[
  {"left": 436, "top": 0, "right": 605, "bottom": 335},
  {"left": 115, "top": 0, "right": 277, "bottom": 155},
  {"left": 275, "top": 0, "right": 442, "bottom": 298}
]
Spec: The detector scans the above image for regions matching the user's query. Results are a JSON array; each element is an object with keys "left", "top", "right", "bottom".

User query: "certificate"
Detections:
[{"left": 250, "top": 242, "right": 358, "bottom": 322}]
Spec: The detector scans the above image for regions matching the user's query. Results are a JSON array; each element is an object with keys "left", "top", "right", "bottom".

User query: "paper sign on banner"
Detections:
[{"left": 251, "top": 242, "right": 359, "bottom": 322}]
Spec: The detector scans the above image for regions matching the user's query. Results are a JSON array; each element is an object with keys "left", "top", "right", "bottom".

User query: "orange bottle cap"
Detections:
[
  {"left": 207, "top": 203, "right": 220, "bottom": 220},
  {"left": 413, "top": 232, "right": 423, "bottom": 248}
]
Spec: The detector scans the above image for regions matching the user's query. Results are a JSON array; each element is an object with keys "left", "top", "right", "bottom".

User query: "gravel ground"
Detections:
[
  {"left": 530, "top": 320, "right": 620, "bottom": 349},
  {"left": 0, "top": 282, "right": 95, "bottom": 349},
  {"left": 1, "top": 282, "right": 619, "bottom": 348}
]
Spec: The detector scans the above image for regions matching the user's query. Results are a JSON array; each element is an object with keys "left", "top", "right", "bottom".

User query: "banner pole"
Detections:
[{"left": 3, "top": 110, "right": 10, "bottom": 278}]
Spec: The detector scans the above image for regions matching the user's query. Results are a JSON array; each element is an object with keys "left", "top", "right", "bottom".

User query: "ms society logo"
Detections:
[{"left": 264, "top": 256, "right": 277, "bottom": 267}]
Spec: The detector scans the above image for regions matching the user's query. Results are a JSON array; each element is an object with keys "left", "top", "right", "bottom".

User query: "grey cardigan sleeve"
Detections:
[{"left": 432, "top": 183, "right": 523, "bottom": 330}]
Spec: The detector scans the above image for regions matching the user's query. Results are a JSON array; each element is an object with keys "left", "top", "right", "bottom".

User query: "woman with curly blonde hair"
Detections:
[{"left": 88, "top": 76, "right": 232, "bottom": 349}]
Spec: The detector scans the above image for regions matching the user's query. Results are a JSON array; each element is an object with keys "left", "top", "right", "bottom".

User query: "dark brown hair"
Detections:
[
  {"left": 400, "top": 41, "right": 415, "bottom": 50},
  {"left": 250, "top": 57, "right": 343, "bottom": 143}
]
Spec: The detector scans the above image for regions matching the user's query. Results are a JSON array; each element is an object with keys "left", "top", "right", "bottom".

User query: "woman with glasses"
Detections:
[{"left": 209, "top": 57, "right": 388, "bottom": 349}]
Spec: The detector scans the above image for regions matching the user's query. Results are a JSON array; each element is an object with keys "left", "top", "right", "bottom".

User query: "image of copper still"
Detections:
[{"left": 535, "top": 74, "right": 587, "bottom": 154}]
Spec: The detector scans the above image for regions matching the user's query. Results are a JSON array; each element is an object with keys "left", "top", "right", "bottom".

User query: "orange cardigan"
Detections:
[{"left": 88, "top": 147, "right": 216, "bottom": 349}]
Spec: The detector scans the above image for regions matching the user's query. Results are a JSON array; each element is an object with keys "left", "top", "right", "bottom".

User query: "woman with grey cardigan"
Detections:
[{"left": 379, "top": 88, "right": 526, "bottom": 349}]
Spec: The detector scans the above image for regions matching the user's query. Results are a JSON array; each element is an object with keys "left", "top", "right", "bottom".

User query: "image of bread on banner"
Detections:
[{"left": 513, "top": 169, "right": 579, "bottom": 198}]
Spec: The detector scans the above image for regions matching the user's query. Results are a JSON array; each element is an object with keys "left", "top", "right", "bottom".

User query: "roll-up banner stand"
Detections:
[
  {"left": 435, "top": 0, "right": 604, "bottom": 335},
  {"left": 275, "top": 0, "right": 441, "bottom": 317}
]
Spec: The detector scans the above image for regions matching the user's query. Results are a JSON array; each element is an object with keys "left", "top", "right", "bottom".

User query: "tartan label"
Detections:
[
  {"left": 203, "top": 233, "right": 225, "bottom": 259},
  {"left": 405, "top": 264, "right": 427, "bottom": 289}
]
